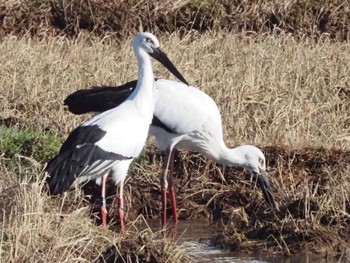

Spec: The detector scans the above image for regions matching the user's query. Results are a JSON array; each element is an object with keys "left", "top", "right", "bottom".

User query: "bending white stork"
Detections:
[
  {"left": 45, "top": 32, "right": 189, "bottom": 233},
  {"left": 64, "top": 79, "right": 277, "bottom": 227}
]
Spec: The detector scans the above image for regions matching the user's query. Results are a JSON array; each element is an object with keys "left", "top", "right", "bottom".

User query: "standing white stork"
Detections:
[
  {"left": 45, "top": 33, "right": 189, "bottom": 233},
  {"left": 64, "top": 79, "right": 277, "bottom": 227}
]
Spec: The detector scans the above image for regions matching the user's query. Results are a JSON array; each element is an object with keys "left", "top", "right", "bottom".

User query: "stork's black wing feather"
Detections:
[
  {"left": 59, "top": 125, "right": 106, "bottom": 153},
  {"left": 64, "top": 80, "right": 137, "bottom": 114},
  {"left": 46, "top": 144, "right": 130, "bottom": 195},
  {"left": 64, "top": 78, "right": 176, "bottom": 133},
  {"left": 45, "top": 124, "right": 132, "bottom": 195}
]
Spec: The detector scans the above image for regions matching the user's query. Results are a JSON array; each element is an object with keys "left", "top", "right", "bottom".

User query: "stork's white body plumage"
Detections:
[
  {"left": 82, "top": 98, "right": 153, "bottom": 160},
  {"left": 150, "top": 80, "right": 265, "bottom": 173},
  {"left": 73, "top": 103, "right": 150, "bottom": 186},
  {"left": 151, "top": 80, "right": 229, "bottom": 159},
  {"left": 46, "top": 33, "right": 189, "bottom": 232}
]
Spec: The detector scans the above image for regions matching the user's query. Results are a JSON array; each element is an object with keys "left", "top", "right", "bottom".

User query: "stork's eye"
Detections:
[{"left": 146, "top": 37, "right": 153, "bottom": 44}]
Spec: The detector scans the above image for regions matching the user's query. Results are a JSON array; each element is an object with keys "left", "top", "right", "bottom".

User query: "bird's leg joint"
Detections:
[
  {"left": 117, "top": 198, "right": 124, "bottom": 210},
  {"left": 161, "top": 176, "right": 168, "bottom": 190},
  {"left": 160, "top": 170, "right": 169, "bottom": 190}
]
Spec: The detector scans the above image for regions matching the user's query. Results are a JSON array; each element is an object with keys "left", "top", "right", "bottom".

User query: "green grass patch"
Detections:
[{"left": 0, "top": 125, "right": 62, "bottom": 162}]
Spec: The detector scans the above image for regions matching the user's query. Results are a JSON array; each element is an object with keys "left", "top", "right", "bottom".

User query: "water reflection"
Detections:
[
  {"left": 192, "top": 246, "right": 336, "bottom": 263},
  {"left": 144, "top": 219, "right": 338, "bottom": 263}
]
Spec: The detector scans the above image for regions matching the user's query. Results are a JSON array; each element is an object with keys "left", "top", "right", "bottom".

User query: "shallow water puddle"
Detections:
[
  {"left": 190, "top": 246, "right": 337, "bottom": 263},
  {"left": 143, "top": 219, "right": 339, "bottom": 263}
]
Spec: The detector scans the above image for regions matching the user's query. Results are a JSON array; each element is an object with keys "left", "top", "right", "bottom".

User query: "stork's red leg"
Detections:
[
  {"left": 101, "top": 174, "right": 108, "bottom": 227},
  {"left": 118, "top": 182, "right": 125, "bottom": 234},
  {"left": 167, "top": 150, "right": 178, "bottom": 224},
  {"left": 161, "top": 148, "right": 173, "bottom": 228},
  {"left": 167, "top": 150, "right": 178, "bottom": 238}
]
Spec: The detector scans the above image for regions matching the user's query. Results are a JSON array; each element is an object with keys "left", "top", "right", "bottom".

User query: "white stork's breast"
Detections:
[{"left": 86, "top": 102, "right": 152, "bottom": 159}]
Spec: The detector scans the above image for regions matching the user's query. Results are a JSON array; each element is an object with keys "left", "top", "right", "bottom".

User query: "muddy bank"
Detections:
[{"left": 81, "top": 146, "right": 350, "bottom": 258}]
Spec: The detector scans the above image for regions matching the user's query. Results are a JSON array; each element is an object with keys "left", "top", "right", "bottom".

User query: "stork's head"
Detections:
[
  {"left": 234, "top": 145, "right": 277, "bottom": 209},
  {"left": 132, "top": 32, "right": 189, "bottom": 86},
  {"left": 133, "top": 32, "right": 160, "bottom": 54}
]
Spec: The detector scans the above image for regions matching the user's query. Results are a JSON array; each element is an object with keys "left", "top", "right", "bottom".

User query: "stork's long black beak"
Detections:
[
  {"left": 253, "top": 170, "right": 277, "bottom": 209},
  {"left": 150, "top": 47, "right": 189, "bottom": 86}
]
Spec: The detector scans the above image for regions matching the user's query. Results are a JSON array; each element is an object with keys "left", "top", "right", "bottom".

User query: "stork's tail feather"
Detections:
[
  {"left": 45, "top": 151, "right": 78, "bottom": 195},
  {"left": 45, "top": 145, "right": 129, "bottom": 195}
]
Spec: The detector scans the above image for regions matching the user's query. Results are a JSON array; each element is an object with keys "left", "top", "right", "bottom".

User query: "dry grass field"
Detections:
[
  {"left": 0, "top": 31, "right": 350, "bottom": 262},
  {"left": 1, "top": 0, "right": 349, "bottom": 40}
]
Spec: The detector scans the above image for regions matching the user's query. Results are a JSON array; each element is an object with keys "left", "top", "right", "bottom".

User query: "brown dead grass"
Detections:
[
  {"left": 0, "top": 0, "right": 349, "bottom": 40},
  {"left": 204, "top": 147, "right": 350, "bottom": 257},
  {"left": 0, "top": 156, "right": 118, "bottom": 262},
  {"left": 0, "top": 156, "right": 197, "bottom": 262},
  {"left": 0, "top": 32, "right": 350, "bottom": 261},
  {"left": 75, "top": 145, "right": 350, "bottom": 258},
  {"left": 0, "top": 32, "right": 349, "bottom": 148}
]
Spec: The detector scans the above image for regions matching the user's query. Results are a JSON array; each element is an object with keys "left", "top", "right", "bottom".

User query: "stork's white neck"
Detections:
[
  {"left": 128, "top": 48, "right": 155, "bottom": 117},
  {"left": 200, "top": 138, "right": 246, "bottom": 168},
  {"left": 217, "top": 145, "right": 246, "bottom": 168}
]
